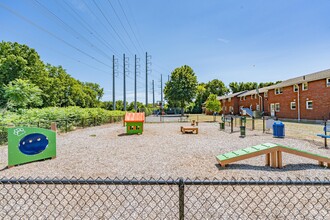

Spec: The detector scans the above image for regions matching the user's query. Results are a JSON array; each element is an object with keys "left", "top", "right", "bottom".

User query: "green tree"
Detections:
[
  {"left": 4, "top": 79, "right": 43, "bottom": 110},
  {"left": 164, "top": 65, "right": 198, "bottom": 115},
  {"left": 205, "top": 79, "right": 229, "bottom": 96},
  {"left": 205, "top": 93, "right": 221, "bottom": 121}
]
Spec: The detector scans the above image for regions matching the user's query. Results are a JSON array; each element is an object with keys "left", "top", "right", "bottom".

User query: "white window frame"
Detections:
[
  {"left": 293, "top": 84, "right": 298, "bottom": 92},
  {"left": 251, "top": 95, "right": 253, "bottom": 99},
  {"left": 256, "top": 104, "right": 260, "bottom": 111},
  {"left": 306, "top": 101, "right": 313, "bottom": 110},
  {"left": 302, "top": 82, "right": 308, "bottom": 91},
  {"left": 264, "top": 91, "right": 268, "bottom": 97},
  {"left": 327, "top": 78, "right": 330, "bottom": 87},
  {"left": 240, "top": 96, "right": 242, "bottom": 101},
  {"left": 275, "top": 88, "right": 283, "bottom": 95},
  {"left": 243, "top": 96, "right": 246, "bottom": 100},
  {"left": 275, "top": 103, "right": 280, "bottom": 112},
  {"left": 255, "top": 94, "right": 258, "bottom": 99},
  {"left": 228, "top": 97, "right": 231, "bottom": 102},
  {"left": 290, "top": 102, "right": 296, "bottom": 110}
]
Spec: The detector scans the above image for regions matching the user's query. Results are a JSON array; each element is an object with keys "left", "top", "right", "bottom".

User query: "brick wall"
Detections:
[
  {"left": 220, "top": 97, "right": 241, "bottom": 115},
  {"left": 238, "top": 94, "right": 263, "bottom": 111},
  {"left": 266, "top": 79, "right": 330, "bottom": 120}
]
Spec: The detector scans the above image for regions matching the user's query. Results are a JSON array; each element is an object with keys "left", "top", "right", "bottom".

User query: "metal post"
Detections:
[
  {"left": 134, "top": 54, "right": 137, "bottom": 111},
  {"left": 161, "top": 74, "right": 163, "bottom": 112},
  {"left": 113, "top": 55, "right": 116, "bottom": 110},
  {"left": 179, "top": 178, "right": 184, "bottom": 220},
  {"left": 325, "top": 121, "right": 328, "bottom": 148},
  {"left": 123, "top": 53, "right": 126, "bottom": 111},
  {"left": 231, "top": 117, "right": 233, "bottom": 133},
  {"left": 152, "top": 80, "right": 155, "bottom": 107},
  {"left": 252, "top": 117, "right": 255, "bottom": 130},
  {"left": 263, "top": 116, "right": 265, "bottom": 133},
  {"left": 146, "top": 52, "right": 148, "bottom": 106}
]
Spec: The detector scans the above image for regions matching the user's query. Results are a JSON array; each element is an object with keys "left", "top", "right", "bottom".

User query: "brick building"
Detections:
[
  {"left": 218, "top": 91, "right": 246, "bottom": 115},
  {"left": 218, "top": 69, "right": 330, "bottom": 121}
]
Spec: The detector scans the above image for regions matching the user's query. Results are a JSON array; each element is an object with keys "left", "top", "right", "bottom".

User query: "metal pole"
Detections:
[
  {"left": 179, "top": 178, "right": 184, "bottom": 220},
  {"left": 123, "top": 54, "right": 126, "bottom": 111},
  {"left": 252, "top": 117, "right": 255, "bottom": 130},
  {"left": 146, "top": 52, "right": 148, "bottom": 106},
  {"left": 231, "top": 117, "right": 233, "bottom": 133},
  {"left": 134, "top": 55, "right": 137, "bottom": 111},
  {"left": 161, "top": 74, "right": 163, "bottom": 111},
  {"left": 113, "top": 55, "right": 116, "bottom": 110},
  {"left": 263, "top": 116, "right": 265, "bottom": 133},
  {"left": 152, "top": 80, "right": 155, "bottom": 107}
]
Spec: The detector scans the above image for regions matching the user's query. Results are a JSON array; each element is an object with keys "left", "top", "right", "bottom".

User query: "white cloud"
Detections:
[{"left": 217, "top": 38, "right": 229, "bottom": 44}]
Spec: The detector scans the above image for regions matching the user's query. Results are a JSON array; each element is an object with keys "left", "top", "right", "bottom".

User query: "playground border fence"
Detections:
[{"left": 0, "top": 177, "right": 329, "bottom": 219}]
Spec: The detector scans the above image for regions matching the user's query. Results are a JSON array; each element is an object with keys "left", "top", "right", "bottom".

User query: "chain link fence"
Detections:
[{"left": 1, "top": 178, "right": 329, "bottom": 219}]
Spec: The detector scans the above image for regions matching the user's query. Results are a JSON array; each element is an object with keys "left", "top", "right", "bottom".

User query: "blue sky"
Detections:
[{"left": 1, "top": 0, "right": 330, "bottom": 103}]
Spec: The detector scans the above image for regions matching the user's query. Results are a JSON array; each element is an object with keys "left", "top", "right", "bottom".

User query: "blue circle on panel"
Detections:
[{"left": 18, "top": 133, "right": 49, "bottom": 155}]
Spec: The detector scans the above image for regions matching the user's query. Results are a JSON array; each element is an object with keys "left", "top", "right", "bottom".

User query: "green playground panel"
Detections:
[
  {"left": 216, "top": 143, "right": 278, "bottom": 161},
  {"left": 126, "top": 122, "right": 144, "bottom": 134},
  {"left": 8, "top": 127, "right": 56, "bottom": 167},
  {"left": 277, "top": 144, "right": 330, "bottom": 160}
]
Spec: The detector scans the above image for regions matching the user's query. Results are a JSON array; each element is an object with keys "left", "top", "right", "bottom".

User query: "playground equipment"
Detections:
[
  {"left": 317, "top": 121, "right": 330, "bottom": 148},
  {"left": 240, "top": 116, "right": 246, "bottom": 137},
  {"left": 216, "top": 143, "right": 330, "bottom": 168},
  {"left": 181, "top": 126, "right": 198, "bottom": 134},
  {"left": 124, "top": 113, "right": 145, "bottom": 134},
  {"left": 8, "top": 127, "right": 56, "bottom": 167}
]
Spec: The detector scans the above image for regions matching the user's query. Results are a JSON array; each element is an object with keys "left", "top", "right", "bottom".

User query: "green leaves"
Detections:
[
  {"left": 205, "top": 93, "right": 221, "bottom": 113},
  {"left": 164, "top": 65, "right": 198, "bottom": 111},
  {"left": 4, "top": 79, "right": 43, "bottom": 110}
]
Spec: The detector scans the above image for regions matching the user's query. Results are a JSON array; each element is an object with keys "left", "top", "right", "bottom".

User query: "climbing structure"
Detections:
[{"left": 216, "top": 143, "right": 330, "bottom": 168}]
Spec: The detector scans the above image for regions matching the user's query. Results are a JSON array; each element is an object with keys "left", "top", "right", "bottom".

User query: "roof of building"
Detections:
[
  {"left": 237, "top": 87, "right": 269, "bottom": 97},
  {"left": 266, "top": 69, "right": 330, "bottom": 90},
  {"left": 217, "top": 91, "right": 247, "bottom": 100},
  {"left": 124, "top": 112, "right": 145, "bottom": 122}
]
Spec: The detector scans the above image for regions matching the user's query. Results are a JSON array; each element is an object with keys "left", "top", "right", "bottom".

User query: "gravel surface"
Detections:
[{"left": 0, "top": 122, "right": 329, "bottom": 179}]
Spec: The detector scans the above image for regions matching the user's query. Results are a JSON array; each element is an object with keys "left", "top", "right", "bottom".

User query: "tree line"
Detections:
[
  {"left": 164, "top": 65, "right": 280, "bottom": 114},
  {"left": 0, "top": 41, "right": 103, "bottom": 110}
]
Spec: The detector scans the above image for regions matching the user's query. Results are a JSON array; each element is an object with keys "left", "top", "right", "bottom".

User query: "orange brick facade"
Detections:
[{"left": 221, "top": 97, "right": 241, "bottom": 115}]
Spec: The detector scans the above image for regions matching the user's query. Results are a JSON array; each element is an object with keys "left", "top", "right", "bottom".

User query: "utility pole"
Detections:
[
  {"left": 112, "top": 55, "right": 116, "bottom": 110},
  {"left": 145, "top": 52, "right": 151, "bottom": 106},
  {"left": 123, "top": 53, "right": 126, "bottom": 111},
  {"left": 146, "top": 52, "right": 148, "bottom": 106},
  {"left": 134, "top": 54, "right": 137, "bottom": 111},
  {"left": 161, "top": 74, "right": 163, "bottom": 110},
  {"left": 152, "top": 80, "right": 155, "bottom": 107}
]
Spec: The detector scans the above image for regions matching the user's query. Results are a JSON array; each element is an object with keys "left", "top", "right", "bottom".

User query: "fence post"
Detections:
[
  {"left": 179, "top": 178, "right": 184, "bottom": 220},
  {"left": 252, "top": 117, "right": 255, "bottom": 130},
  {"left": 263, "top": 116, "right": 265, "bottom": 133}
]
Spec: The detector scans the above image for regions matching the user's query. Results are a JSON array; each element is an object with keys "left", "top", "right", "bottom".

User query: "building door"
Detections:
[{"left": 270, "top": 103, "right": 275, "bottom": 117}]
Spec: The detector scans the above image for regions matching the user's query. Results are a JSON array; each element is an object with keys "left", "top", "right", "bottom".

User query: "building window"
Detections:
[
  {"left": 290, "top": 102, "right": 296, "bottom": 110},
  {"left": 255, "top": 94, "right": 258, "bottom": 99},
  {"left": 275, "top": 88, "right": 283, "bottom": 95},
  {"left": 228, "top": 98, "right": 231, "bottom": 102},
  {"left": 327, "top": 78, "right": 330, "bottom": 87},
  {"left": 229, "top": 106, "right": 233, "bottom": 112},
  {"left": 264, "top": 91, "right": 268, "bottom": 97},
  {"left": 240, "top": 96, "right": 242, "bottom": 101},
  {"left": 251, "top": 95, "right": 253, "bottom": 99},
  {"left": 243, "top": 96, "right": 246, "bottom": 100},
  {"left": 250, "top": 104, "right": 252, "bottom": 110},
  {"left": 275, "top": 103, "right": 280, "bottom": 112},
  {"left": 306, "top": 101, "right": 313, "bottom": 109},
  {"left": 256, "top": 104, "right": 260, "bottom": 111},
  {"left": 302, "top": 82, "right": 308, "bottom": 91},
  {"left": 293, "top": 84, "right": 298, "bottom": 92}
]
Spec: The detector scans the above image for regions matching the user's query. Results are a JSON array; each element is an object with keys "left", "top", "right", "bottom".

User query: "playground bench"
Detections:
[
  {"left": 317, "top": 125, "right": 330, "bottom": 148},
  {"left": 181, "top": 126, "right": 198, "bottom": 134}
]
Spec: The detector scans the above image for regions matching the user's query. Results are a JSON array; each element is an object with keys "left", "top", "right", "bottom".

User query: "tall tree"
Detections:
[
  {"left": 164, "top": 65, "right": 198, "bottom": 115},
  {"left": 205, "top": 93, "right": 221, "bottom": 121},
  {"left": 4, "top": 79, "right": 43, "bottom": 110},
  {"left": 205, "top": 79, "right": 229, "bottom": 96}
]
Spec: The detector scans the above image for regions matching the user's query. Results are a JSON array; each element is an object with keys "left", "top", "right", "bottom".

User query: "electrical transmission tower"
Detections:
[
  {"left": 112, "top": 55, "right": 119, "bottom": 110},
  {"left": 123, "top": 54, "right": 129, "bottom": 111},
  {"left": 145, "top": 52, "right": 151, "bottom": 106}
]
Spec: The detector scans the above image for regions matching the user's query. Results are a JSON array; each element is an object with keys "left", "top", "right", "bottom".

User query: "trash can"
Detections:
[
  {"left": 240, "top": 126, "right": 246, "bottom": 137},
  {"left": 220, "top": 122, "right": 225, "bottom": 130},
  {"left": 273, "top": 121, "right": 285, "bottom": 138}
]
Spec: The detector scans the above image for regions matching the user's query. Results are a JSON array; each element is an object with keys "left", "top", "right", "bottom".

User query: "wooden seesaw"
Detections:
[{"left": 216, "top": 143, "right": 330, "bottom": 168}]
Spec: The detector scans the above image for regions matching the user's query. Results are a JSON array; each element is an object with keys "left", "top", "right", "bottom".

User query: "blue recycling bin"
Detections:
[{"left": 273, "top": 121, "right": 285, "bottom": 138}]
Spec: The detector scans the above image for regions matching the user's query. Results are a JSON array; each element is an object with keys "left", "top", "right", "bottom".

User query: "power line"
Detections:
[{"left": 0, "top": 2, "right": 113, "bottom": 69}]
